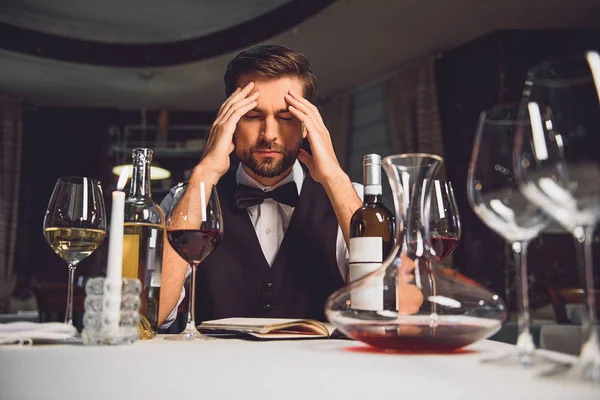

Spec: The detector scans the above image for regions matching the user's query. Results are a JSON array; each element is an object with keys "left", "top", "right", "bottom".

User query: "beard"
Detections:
[{"left": 236, "top": 137, "right": 302, "bottom": 178}]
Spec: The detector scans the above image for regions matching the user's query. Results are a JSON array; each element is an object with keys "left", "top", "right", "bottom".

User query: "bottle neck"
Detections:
[
  {"left": 363, "top": 158, "right": 383, "bottom": 200},
  {"left": 130, "top": 150, "right": 152, "bottom": 199},
  {"left": 364, "top": 190, "right": 382, "bottom": 204}
]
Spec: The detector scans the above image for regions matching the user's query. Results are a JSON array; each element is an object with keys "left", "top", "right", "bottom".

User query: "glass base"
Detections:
[
  {"left": 539, "top": 359, "right": 600, "bottom": 383},
  {"left": 481, "top": 350, "right": 570, "bottom": 368},
  {"left": 164, "top": 328, "right": 214, "bottom": 341},
  {"left": 65, "top": 333, "right": 82, "bottom": 341}
]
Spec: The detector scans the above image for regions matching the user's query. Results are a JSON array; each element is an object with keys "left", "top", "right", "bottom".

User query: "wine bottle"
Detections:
[
  {"left": 349, "top": 154, "right": 395, "bottom": 311},
  {"left": 123, "top": 148, "right": 165, "bottom": 339}
]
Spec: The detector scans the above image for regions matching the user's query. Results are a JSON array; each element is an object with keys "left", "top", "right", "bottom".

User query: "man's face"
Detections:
[{"left": 234, "top": 74, "right": 307, "bottom": 180}]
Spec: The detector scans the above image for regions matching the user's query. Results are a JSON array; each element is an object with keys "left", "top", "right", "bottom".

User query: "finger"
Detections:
[
  {"left": 206, "top": 95, "right": 257, "bottom": 151},
  {"left": 220, "top": 82, "right": 255, "bottom": 118},
  {"left": 217, "top": 87, "right": 241, "bottom": 115},
  {"left": 288, "top": 89, "right": 324, "bottom": 124},
  {"left": 288, "top": 106, "right": 332, "bottom": 145},
  {"left": 297, "top": 149, "right": 314, "bottom": 171},
  {"left": 285, "top": 95, "right": 320, "bottom": 128},
  {"left": 221, "top": 100, "right": 259, "bottom": 130},
  {"left": 215, "top": 82, "right": 255, "bottom": 125},
  {"left": 204, "top": 100, "right": 256, "bottom": 158},
  {"left": 214, "top": 90, "right": 259, "bottom": 127},
  {"left": 220, "top": 92, "right": 259, "bottom": 125},
  {"left": 215, "top": 87, "right": 242, "bottom": 122}
]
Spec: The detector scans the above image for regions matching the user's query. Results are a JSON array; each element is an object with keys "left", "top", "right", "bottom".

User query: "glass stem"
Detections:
[
  {"left": 184, "top": 264, "right": 197, "bottom": 332},
  {"left": 65, "top": 263, "right": 77, "bottom": 326},
  {"left": 573, "top": 225, "right": 599, "bottom": 363},
  {"left": 512, "top": 240, "right": 535, "bottom": 364}
]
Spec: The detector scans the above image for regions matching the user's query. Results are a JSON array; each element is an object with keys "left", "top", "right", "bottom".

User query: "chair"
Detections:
[
  {"left": 547, "top": 287, "right": 600, "bottom": 324},
  {"left": 32, "top": 282, "right": 85, "bottom": 328}
]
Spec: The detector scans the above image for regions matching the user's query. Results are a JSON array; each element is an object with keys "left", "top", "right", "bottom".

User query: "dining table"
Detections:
[{"left": 0, "top": 335, "right": 598, "bottom": 400}]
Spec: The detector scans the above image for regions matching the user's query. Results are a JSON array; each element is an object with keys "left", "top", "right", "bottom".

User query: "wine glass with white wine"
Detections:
[{"left": 43, "top": 177, "right": 107, "bottom": 329}]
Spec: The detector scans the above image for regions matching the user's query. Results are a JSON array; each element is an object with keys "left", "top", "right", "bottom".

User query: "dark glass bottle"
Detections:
[
  {"left": 123, "top": 148, "right": 165, "bottom": 339},
  {"left": 349, "top": 154, "right": 395, "bottom": 311}
]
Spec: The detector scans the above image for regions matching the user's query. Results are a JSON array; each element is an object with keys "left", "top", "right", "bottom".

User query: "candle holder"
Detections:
[{"left": 82, "top": 277, "right": 142, "bottom": 345}]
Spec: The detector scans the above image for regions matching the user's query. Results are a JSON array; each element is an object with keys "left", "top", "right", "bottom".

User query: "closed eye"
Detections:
[{"left": 278, "top": 114, "right": 294, "bottom": 121}]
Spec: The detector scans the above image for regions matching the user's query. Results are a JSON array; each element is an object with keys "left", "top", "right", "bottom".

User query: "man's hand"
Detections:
[
  {"left": 285, "top": 88, "right": 362, "bottom": 246},
  {"left": 285, "top": 88, "right": 342, "bottom": 185},
  {"left": 196, "top": 82, "right": 260, "bottom": 184},
  {"left": 159, "top": 84, "right": 257, "bottom": 326}
]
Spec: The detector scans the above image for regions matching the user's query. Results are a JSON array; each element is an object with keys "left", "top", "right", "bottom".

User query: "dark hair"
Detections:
[{"left": 224, "top": 45, "right": 317, "bottom": 101}]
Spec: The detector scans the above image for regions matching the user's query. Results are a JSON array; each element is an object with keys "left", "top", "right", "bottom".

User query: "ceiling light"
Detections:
[{"left": 112, "top": 164, "right": 171, "bottom": 180}]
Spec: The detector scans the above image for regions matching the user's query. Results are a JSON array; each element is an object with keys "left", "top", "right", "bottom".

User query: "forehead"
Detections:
[{"left": 237, "top": 74, "right": 304, "bottom": 109}]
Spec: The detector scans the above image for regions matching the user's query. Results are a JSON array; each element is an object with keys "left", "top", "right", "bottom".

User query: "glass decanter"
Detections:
[{"left": 325, "top": 153, "right": 508, "bottom": 352}]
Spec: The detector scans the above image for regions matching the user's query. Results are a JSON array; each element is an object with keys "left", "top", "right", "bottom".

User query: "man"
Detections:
[{"left": 159, "top": 45, "right": 362, "bottom": 326}]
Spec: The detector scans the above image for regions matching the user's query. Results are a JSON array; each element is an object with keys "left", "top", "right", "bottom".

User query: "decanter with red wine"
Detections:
[{"left": 325, "top": 153, "right": 507, "bottom": 352}]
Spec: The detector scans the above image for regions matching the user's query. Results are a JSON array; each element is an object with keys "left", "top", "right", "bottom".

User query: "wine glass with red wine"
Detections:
[
  {"left": 165, "top": 181, "right": 223, "bottom": 341},
  {"left": 428, "top": 180, "right": 461, "bottom": 262}
]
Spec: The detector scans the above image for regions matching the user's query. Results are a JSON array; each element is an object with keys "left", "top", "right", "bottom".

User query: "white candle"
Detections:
[
  {"left": 104, "top": 168, "right": 129, "bottom": 335},
  {"left": 106, "top": 168, "right": 129, "bottom": 283},
  {"left": 105, "top": 190, "right": 125, "bottom": 283}
]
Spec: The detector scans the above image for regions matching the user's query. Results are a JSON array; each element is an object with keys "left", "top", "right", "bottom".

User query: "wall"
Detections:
[
  {"left": 13, "top": 107, "right": 214, "bottom": 297},
  {"left": 435, "top": 29, "right": 600, "bottom": 310}
]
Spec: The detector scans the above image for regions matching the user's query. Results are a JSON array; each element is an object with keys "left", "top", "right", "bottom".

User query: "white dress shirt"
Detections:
[{"left": 161, "top": 160, "right": 357, "bottom": 327}]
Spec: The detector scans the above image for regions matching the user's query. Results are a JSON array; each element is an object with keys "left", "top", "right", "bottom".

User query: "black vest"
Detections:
[{"left": 194, "top": 168, "right": 344, "bottom": 322}]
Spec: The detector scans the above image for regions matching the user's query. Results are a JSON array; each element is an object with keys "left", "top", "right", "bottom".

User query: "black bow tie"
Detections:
[{"left": 235, "top": 182, "right": 299, "bottom": 210}]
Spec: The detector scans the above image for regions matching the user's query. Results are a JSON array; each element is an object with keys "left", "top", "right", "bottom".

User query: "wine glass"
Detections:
[
  {"left": 429, "top": 180, "right": 461, "bottom": 262},
  {"left": 515, "top": 51, "right": 600, "bottom": 381},
  {"left": 43, "top": 177, "right": 107, "bottom": 328},
  {"left": 165, "top": 181, "right": 223, "bottom": 341},
  {"left": 467, "top": 104, "right": 551, "bottom": 366}
]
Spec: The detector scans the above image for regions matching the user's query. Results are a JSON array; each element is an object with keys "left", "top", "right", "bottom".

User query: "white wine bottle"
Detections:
[
  {"left": 349, "top": 154, "right": 395, "bottom": 311},
  {"left": 123, "top": 148, "right": 165, "bottom": 339}
]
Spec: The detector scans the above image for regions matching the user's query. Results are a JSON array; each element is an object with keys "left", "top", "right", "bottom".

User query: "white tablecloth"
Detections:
[{"left": 0, "top": 337, "right": 597, "bottom": 400}]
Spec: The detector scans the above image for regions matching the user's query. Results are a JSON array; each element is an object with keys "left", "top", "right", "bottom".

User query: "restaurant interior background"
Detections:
[{"left": 0, "top": 0, "right": 599, "bottom": 329}]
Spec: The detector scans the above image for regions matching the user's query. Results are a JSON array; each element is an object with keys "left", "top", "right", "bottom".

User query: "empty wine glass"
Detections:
[
  {"left": 429, "top": 180, "right": 461, "bottom": 262},
  {"left": 43, "top": 177, "right": 107, "bottom": 328},
  {"left": 467, "top": 104, "right": 551, "bottom": 366},
  {"left": 515, "top": 51, "right": 600, "bottom": 381},
  {"left": 165, "top": 181, "right": 223, "bottom": 341}
]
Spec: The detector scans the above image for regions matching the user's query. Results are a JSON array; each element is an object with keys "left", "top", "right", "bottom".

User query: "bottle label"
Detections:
[
  {"left": 349, "top": 263, "right": 384, "bottom": 311},
  {"left": 149, "top": 228, "right": 157, "bottom": 249},
  {"left": 149, "top": 228, "right": 161, "bottom": 287},
  {"left": 150, "top": 270, "right": 162, "bottom": 287},
  {"left": 349, "top": 237, "right": 384, "bottom": 310},
  {"left": 349, "top": 237, "right": 382, "bottom": 263}
]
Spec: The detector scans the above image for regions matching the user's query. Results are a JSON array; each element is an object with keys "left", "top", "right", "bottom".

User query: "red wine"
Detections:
[
  {"left": 167, "top": 229, "right": 221, "bottom": 264},
  {"left": 345, "top": 323, "right": 491, "bottom": 352},
  {"left": 430, "top": 236, "right": 459, "bottom": 261}
]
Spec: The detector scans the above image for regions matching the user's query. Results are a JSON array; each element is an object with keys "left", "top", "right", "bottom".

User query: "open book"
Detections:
[{"left": 198, "top": 318, "right": 339, "bottom": 339}]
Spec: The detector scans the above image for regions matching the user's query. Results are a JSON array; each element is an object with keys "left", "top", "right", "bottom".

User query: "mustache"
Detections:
[{"left": 251, "top": 141, "right": 285, "bottom": 153}]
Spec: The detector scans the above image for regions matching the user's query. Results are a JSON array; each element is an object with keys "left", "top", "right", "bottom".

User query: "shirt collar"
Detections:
[{"left": 236, "top": 160, "right": 304, "bottom": 195}]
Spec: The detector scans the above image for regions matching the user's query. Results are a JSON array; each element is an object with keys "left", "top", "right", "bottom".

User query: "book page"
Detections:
[{"left": 199, "top": 317, "right": 330, "bottom": 337}]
